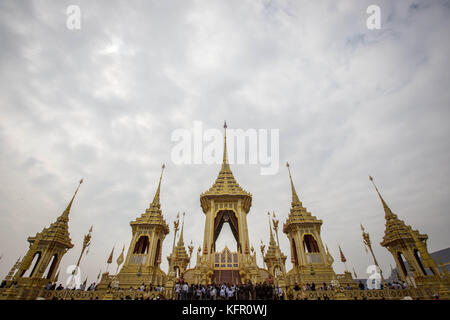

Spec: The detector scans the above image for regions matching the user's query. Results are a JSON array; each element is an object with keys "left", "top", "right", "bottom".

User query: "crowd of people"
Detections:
[
  {"left": 40, "top": 282, "right": 99, "bottom": 291},
  {"left": 173, "top": 280, "right": 284, "bottom": 300},
  {"left": 0, "top": 277, "right": 416, "bottom": 301}
]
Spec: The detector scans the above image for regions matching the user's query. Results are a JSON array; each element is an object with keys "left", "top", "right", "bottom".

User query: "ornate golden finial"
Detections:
[
  {"left": 272, "top": 211, "right": 279, "bottom": 230},
  {"left": 177, "top": 212, "right": 185, "bottom": 245},
  {"left": 221, "top": 121, "right": 229, "bottom": 170},
  {"left": 174, "top": 213, "right": 180, "bottom": 231},
  {"left": 260, "top": 240, "right": 265, "bottom": 255},
  {"left": 60, "top": 178, "right": 84, "bottom": 220},
  {"left": 286, "top": 162, "right": 301, "bottom": 206},
  {"left": 188, "top": 240, "right": 194, "bottom": 256},
  {"left": 369, "top": 175, "right": 394, "bottom": 218},
  {"left": 172, "top": 212, "right": 180, "bottom": 251},
  {"left": 361, "top": 224, "right": 371, "bottom": 246},
  {"left": 360, "top": 223, "right": 387, "bottom": 285},
  {"left": 151, "top": 164, "right": 165, "bottom": 207}
]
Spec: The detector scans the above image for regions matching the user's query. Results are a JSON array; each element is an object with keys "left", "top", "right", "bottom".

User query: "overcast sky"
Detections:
[{"left": 0, "top": 0, "right": 449, "bottom": 285}]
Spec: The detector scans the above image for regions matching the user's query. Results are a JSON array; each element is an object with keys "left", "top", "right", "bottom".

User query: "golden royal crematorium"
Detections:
[{"left": 1, "top": 123, "right": 449, "bottom": 300}]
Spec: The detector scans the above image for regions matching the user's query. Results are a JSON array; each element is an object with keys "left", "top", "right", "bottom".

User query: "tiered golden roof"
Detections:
[
  {"left": 369, "top": 176, "right": 427, "bottom": 247},
  {"left": 27, "top": 179, "right": 83, "bottom": 249},
  {"left": 283, "top": 162, "right": 322, "bottom": 233},
  {"left": 200, "top": 121, "right": 252, "bottom": 213},
  {"left": 130, "top": 165, "right": 169, "bottom": 234}
]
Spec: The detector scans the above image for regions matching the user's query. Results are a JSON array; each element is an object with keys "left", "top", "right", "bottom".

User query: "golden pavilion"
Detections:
[{"left": 1, "top": 123, "right": 449, "bottom": 300}]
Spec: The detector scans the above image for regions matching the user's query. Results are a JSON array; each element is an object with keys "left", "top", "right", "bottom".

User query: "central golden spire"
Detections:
[
  {"left": 286, "top": 162, "right": 302, "bottom": 208},
  {"left": 200, "top": 121, "right": 252, "bottom": 213},
  {"left": 177, "top": 212, "right": 185, "bottom": 246},
  {"left": 222, "top": 120, "right": 230, "bottom": 171},
  {"left": 151, "top": 164, "right": 165, "bottom": 209}
]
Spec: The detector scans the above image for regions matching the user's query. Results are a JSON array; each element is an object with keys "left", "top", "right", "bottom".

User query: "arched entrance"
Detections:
[
  {"left": 44, "top": 254, "right": 58, "bottom": 279},
  {"left": 413, "top": 249, "right": 427, "bottom": 275},
  {"left": 292, "top": 239, "right": 298, "bottom": 266},
  {"left": 173, "top": 266, "right": 180, "bottom": 278},
  {"left": 303, "top": 234, "right": 322, "bottom": 264},
  {"left": 397, "top": 252, "right": 409, "bottom": 277},
  {"left": 213, "top": 210, "right": 240, "bottom": 253},
  {"left": 131, "top": 236, "right": 150, "bottom": 265},
  {"left": 22, "top": 251, "right": 41, "bottom": 277},
  {"left": 154, "top": 239, "right": 161, "bottom": 266},
  {"left": 133, "top": 236, "right": 150, "bottom": 254}
]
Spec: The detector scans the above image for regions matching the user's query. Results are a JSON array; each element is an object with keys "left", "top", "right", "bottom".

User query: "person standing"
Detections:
[
  {"left": 220, "top": 285, "right": 226, "bottom": 300},
  {"left": 175, "top": 282, "right": 181, "bottom": 300},
  {"left": 210, "top": 286, "right": 217, "bottom": 300},
  {"left": 226, "top": 285, "right": 234, "bottom": 300},
  {"left": 182, "top": 282, "right": 189, "bottom": 300}
]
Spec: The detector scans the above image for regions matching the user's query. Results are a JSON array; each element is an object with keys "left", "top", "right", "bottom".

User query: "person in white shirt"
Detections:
[
  {"left": 226, "top": 286, "right": 234, "bottom": 300},
  {"left": 182, "top": 283, "right": 189, "bottom": 300},
  {"left": 175, "top": 283, "right": 181, "bottom": 300},
  {"left": 210, "top": 287, "right": 217, "bottom": 300}
]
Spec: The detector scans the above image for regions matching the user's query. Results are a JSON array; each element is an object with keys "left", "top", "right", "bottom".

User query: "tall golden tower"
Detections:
[
  {"left": 191, "top": 121, "right": 260, "bottom": 284},
  {"left": 369, "top": 176, "right": 447, "bottom": 292},
  {"left": 4, "top": 180, "right": 83, "bottom": 300},
  {"left": 283, "top": 163, "right": 336, "bottom": 285},
  {"left": 117, "top": 165, "right": 170, "bottom": 288}
]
